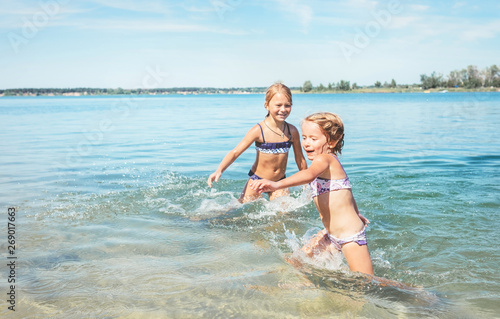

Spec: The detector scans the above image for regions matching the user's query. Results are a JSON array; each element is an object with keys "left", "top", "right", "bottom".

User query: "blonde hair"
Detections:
[
  {"left": 304, "top": 112, "right": 345, "bottom": 155},
  {"left": 264, "top": 83, "right": 292, "bottom": 116}
]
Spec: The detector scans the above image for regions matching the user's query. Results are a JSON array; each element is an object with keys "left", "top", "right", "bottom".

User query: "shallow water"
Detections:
[{"left": 1, "top": 92, "right": 499, "bottom": 318}]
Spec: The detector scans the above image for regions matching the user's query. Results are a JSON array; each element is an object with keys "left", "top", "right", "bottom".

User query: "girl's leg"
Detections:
[
  {"left": 239, "top": 179, "right": 262, "bottom": 203},
  {"left": 341, "top": 243, "right": 374, "bottom": 275},
  {"left": 268, "top": 188, "right": 289, "bottom": 201},
  {"left": 301, "top": 229, "right": 332, "bottom": 257}
]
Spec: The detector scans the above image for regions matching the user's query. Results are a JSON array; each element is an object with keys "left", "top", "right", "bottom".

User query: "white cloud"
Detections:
[
  {"left": 0, "top": 2, "right": 84, "bottom": 18},
  {"left": 273, "top": 0, "right": 313, "bottom": 30},
  {"left": 90, "top": 0, "right": 172, "bottom": 14},
  {"left": 452, "top": 2, "right": 467, "bottom": 9},
  {"left": 389, "top": 16, "right": 421, "bottom": 29},
  {"left": 181, "top": 5, "right": 215, "bottom": 14},
  {"left": 344, "top": 0, "right": 378, "bottom": 10},
  {"left": 409, "top": 4, "right": 429, "bottom": 11},
  {"left": 0, "top": 3, "right": 89, "bottom": 30},
  {"left": 462, "top": 20, "right": 500, "bottom": 40},
  {"left": 78, "top": 19, "right": 247, "bottom": 35}
]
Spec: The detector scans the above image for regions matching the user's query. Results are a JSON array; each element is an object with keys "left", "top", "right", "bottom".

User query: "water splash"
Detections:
[{"left": 283, "top": 225, "right": 348, "bottom": 272}]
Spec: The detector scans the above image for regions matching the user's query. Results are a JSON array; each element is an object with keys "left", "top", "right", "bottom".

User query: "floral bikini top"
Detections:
[
  {"left": 255, "top": 122, "right": 292, "bottom": 154},
  {"left": 310, "top": 155, "right": 352, "bottom": 197}
]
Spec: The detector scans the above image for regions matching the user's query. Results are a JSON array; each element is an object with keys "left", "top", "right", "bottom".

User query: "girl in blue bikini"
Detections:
[
  {"left": 207, "top": 83, "right": 307, "bottom": 203},
  {"left": 250, "top": 112, "right": 373, "bottom": 275}
]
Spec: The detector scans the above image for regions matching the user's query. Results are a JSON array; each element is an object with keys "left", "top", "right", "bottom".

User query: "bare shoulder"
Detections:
[
  {"left": 287, "top": 123, "right": 302, "bottom": 142},
  {"left": 245, "top": 124, "right": 263, "bottom": 140},
  {"left": 233, "top": 124, "right": 262, "bottom": 148},
  {"left": 314, "top": 153, "right": 335, "bottom": 164},
  {"left": 287, "top": 122, "right": 300, "bottom": 134},
  {"left": 309, "top": 154, "right": 334, "bottom": 177},
  {"left": 328, "top": 154, "right": 347, "bottom": 177},
  {"left": 315, "top": 153, "right": 345, "bottom": 173}
]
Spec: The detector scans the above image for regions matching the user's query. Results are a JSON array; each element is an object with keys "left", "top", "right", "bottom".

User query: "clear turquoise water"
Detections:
[{"left": 1, "top": 93, "right": 499, "bottom": 318}]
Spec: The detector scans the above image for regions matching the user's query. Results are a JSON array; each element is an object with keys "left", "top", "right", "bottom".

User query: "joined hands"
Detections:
[{"left": 249, "top": 179, "right": 278, "bottom": 194}]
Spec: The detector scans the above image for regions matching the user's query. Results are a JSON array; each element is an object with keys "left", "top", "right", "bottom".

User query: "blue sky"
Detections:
[{"left": 1, "top": 0, "right": 499, "bottom": 89}]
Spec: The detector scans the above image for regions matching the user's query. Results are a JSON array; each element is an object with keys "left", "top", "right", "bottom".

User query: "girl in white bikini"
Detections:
[{"left": 250, "top": 112, "right": 373, "bottom": 275}]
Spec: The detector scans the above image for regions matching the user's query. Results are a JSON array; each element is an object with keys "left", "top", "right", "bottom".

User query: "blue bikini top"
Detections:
[{"left": 255, "top": 122, "right": 292, "bottom": 154}]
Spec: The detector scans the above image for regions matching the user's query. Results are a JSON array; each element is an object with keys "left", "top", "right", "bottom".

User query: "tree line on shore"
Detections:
[
  {"left": 420, "top": 65, "right": 499, "bottom": 89},
  {"left": 1, "top": 64, "right": 498, "bottom": 96},
  {"left": 0, "top": 87, "right": 269, "bottom": 96},
  {"left": 302, "top": 64, "right": 499, "bottom": 92}
]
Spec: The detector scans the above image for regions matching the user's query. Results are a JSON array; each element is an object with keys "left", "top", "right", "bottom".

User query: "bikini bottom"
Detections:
[
  {"left": 326, "top": 227, "right": 367, "bottom": 251},
  {"left": 248, "top": 170, "right": 285, "bottom": 181}
]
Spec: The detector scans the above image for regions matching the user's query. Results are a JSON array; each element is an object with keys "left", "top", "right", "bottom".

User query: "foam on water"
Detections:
[{"left": 12, "top": 169, "right": 492, "bottom": 318}]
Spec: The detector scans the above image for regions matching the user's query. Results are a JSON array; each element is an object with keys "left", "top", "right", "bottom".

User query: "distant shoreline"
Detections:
[
  {"left": 293, "top": 87, "right": 500, "bottom": 94},
  {"left": 1, "top": 86, "right": 498, "bottom": 97}
]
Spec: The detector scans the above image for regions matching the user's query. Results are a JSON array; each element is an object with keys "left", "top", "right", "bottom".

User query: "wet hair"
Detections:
[
  {"left": 264, "top": 83, "right": 292, "bottom": 117},
  {"left": 304, "top": 112, "right": 345, "bottom": 155}
]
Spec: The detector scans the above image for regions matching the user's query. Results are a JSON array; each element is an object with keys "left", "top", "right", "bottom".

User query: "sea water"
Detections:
[{"left": 0, "top": 92, "right": 499, "bottom": 318}]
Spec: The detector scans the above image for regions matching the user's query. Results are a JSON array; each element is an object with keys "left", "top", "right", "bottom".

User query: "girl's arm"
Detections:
[
  {"left": 207, "top": 125, "right": 259, "bottom": 187},
  {"left": 353, "top": 197, "right": 370, "bottom": 226},
  {"left": 290, "top": 125, "right": 307, "bottom": 171},
  {"left": 250, "top": 154, "right": 331, "bottom": 193}
]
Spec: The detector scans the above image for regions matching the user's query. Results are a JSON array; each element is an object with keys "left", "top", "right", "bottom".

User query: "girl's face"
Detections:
[
  {"left": 301, "top": 120, "right": 332, "bottom": 160},
  {"left": 266, "top": 93, "right": 291, "bottom": 122}
]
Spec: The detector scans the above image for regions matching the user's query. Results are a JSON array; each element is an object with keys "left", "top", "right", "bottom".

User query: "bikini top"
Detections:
[
  {"left": 310, "top": 155, "right": 352, "bottom": 197},
  {"left": 255, "top": 122, "right": 292, "bottom": 154}
]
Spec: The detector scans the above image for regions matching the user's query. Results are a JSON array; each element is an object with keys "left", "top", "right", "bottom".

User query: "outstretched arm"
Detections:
[
  {"left": 250, "top": 154, "right": 330, "bottom": 193},
  {"left": 207, "top": 150, "right": 239, "bottom": 187},
  {"left": 207, "top": 126, "right": 259, "bottom": 187}
]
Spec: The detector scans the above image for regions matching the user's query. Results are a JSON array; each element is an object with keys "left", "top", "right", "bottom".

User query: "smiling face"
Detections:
[
  {"left": 301, "top": 120, "right": 334, "bottom": 160},
  {"left": 265, "top": 92, "right": 291, "bottom": 122}
]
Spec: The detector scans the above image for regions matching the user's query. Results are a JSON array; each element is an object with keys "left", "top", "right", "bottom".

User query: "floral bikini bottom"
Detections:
[{"left": 326, "top": 227, "right": 367, "bottom": 251}]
